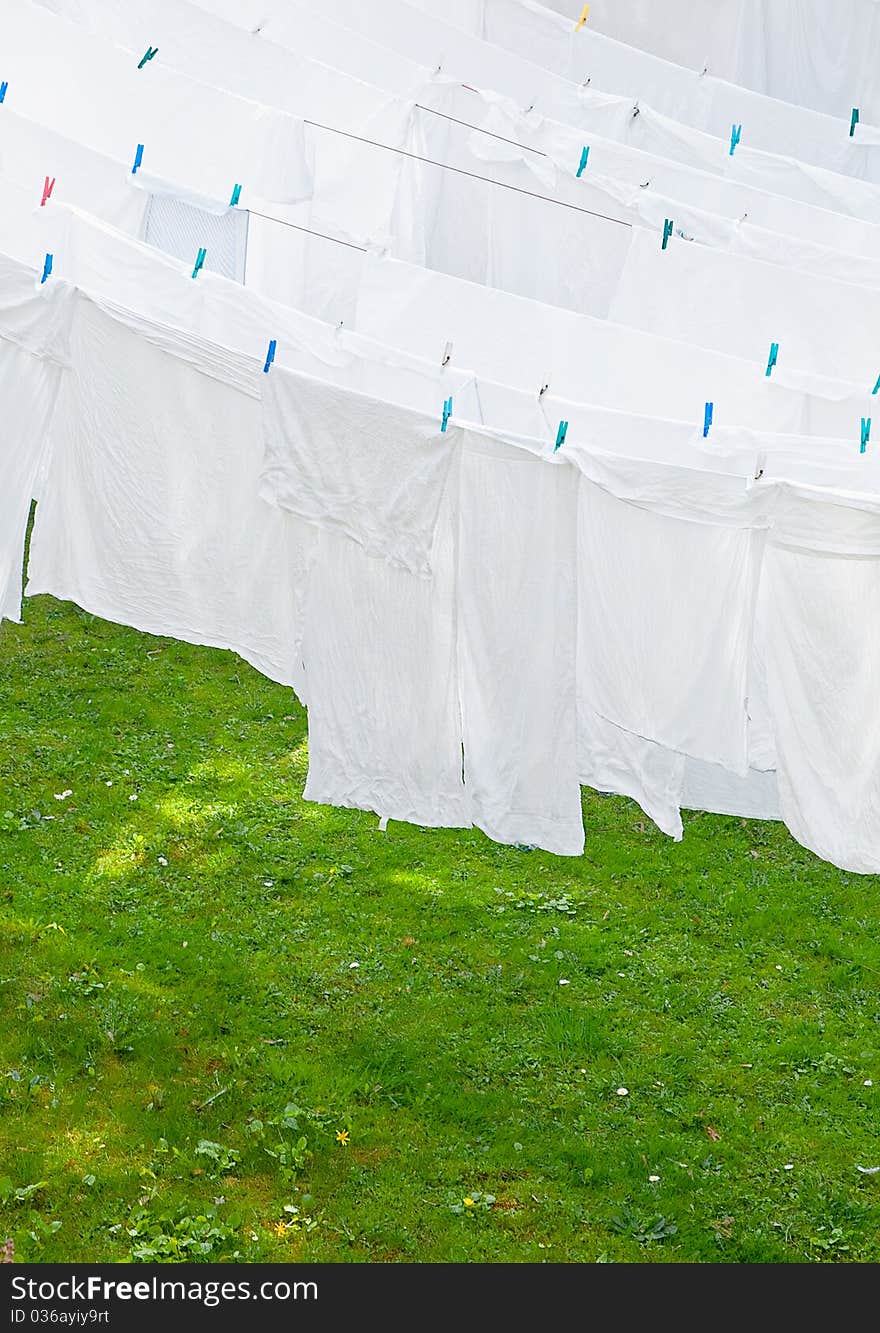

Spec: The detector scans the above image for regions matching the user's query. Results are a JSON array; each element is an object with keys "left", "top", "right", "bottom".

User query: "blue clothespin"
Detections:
[
  {"left": 229, "top": 183, "right": 242, "bottom": 208},
  {"left": 661, "top": 218, "right": 673, "bottom": 250},
  {"left": 765, "top": 341, "right": 779, "bottom": 377},
  {"left": 138, "top": 46, "right": 158, "bottom": 70},
  {"left": 861, "top": 417, "right": 871, "bottom": 453},
  {"left": 703, "top": 402, "right": 714, "bottom": 438},
  {"left": 0, "top": 82, "right": 8, "bottom": 104},
  {"left": 131, "top": 143, "right": 144, "bottom": 176},
  {"left": 441, "top": 395, "right": 453, "bottom": 433},
  {"left": 40, "top": 253, "right": 53, "bottom": 285},
  {"left": 263, "top": 339, "right": 277, "bottom": 374},
  {"left": 191, "top": 247, "right": 206, "bottom": 279},
  {"left": 872, "top": 372, "right": 880, "bottom": 396},
  {"left": 554, "top": 420, "right": 568, "bottom": 451},
  {"left": 850, "top": 107, "right": 860, "bottom": 137},
  {"left": 729, "top": 123, "right": 742, "bottom": 156},
  {"left": 576, "top": 145, "right": 590, "bottom": 178}
]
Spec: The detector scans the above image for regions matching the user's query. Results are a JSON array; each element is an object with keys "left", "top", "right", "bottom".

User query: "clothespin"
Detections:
[
  {"left": 191, "top": 246, "right": 207, "bottom": 279},
  {"left": 554, "top": 420, "right": 568, "bottom": 451},
  {"left": 861, "top": 417, "right": 871, "bottom": 453},
  {"left": 441, "top": 340, "right": 453, "bottom": 367},
  {"left": 850, "top": 107, "right": 860, "bottom": 137},
  {"left": 441, "top": 395, "right": 453, "bottom": 433},
  {"left": 872, "top": 372, "right": 880, "bottom": 395},
  {"left": 131, "top": 143, "right": 144, "bottom": 176},
  {"left": 661, "top": 218, "right": 673, "bottom": 250},
  {"left": 576, "top": 145, "right": 590, "bottom": 177},
  {"left": 229, "top": 183, "right": 242, "bottom": 208},
  {"left": 138, "top": 46, "right": 158, "bottom": 70},
  {"left": 765, "top": 341, "right": 779, "bottom": 377},
  {"left": 632, "top": 100, "right": 640, "bottom": 119},
  {"left": 263, "top": 339, "right": 276, "bottom": 374},
  {"left": 0, "top": 82, "right": 7, "bottom": 104},
  {"left": 40, "top": 253, "right": 53, "bottom": 285},
  {"left": 40, "top": 176, "right": 55, "bottom": 208},
  {"left": 729, "top": 123, "right": 742, "bottom": 156},
  {"left": 538, "top": 378, "right": 550, "bottom": 398},
  {"left": 575, "top": 5, "right": 590, "bottom": 30},
  {"left": 703, "top": 402, "right": 713, "bottom": 438}
]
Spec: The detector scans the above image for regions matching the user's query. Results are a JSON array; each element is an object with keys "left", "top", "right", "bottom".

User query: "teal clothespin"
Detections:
[
  {"left": 661, "top": 218, "right": 673, "bottom": 250},
  {"left": 861, "top": 417, "right": 871, "bottom": 453},
  {"left": 40, "top": 253, "right": 53, "bottom": 285},
  {"left": 850, "top": 107, "right": 860, "bottom": 137},
  {"left": 729, "top": 123, "right": 742, "bottom": 156},
  {"left": 263, "top": 339, "right": 276, "bottom": 373},
  {"left": 576, "top": 145, "right": 590, "bottom": 177},
  {"left": 0, "top": 82, "right": 8, "bottom": 104},
  {"left": 703, "top": 402, "right": 713, "bottom": 438},
  {"left": 873, "top": 372, "right": 880, "bottom": 395},
  {"left": 765, "top": 341, "right": 779, "bottom": 377},
  {"left": 191, "top": 247, "right": 206, "bottom": 279},
  {"left": 554, "top": 420, "right": 568, "bottom": 451},
  {"left": 132, "top": 143, "right": 144, "bottom": 175},
  {"left": 229, "top": 183, "right": 242, "bottom": 207},
  {"left": 138, "top": 46, "right": 159, "bottom": 70},
  {"left": 441, "top": 395, "right": 453, "bottom": 432}
]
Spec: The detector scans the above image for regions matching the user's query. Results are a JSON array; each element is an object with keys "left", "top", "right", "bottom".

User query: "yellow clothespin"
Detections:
[{"left": 575, "top": 4, "right": 590, "bottom": 30}]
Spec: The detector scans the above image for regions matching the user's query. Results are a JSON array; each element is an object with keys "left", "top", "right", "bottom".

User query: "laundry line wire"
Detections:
[
  {"left": 303, "top": 116, "right": 633, "bottom": 228},
  {"left": 245, "top": 110, "right": 632, "bottom": 251}
]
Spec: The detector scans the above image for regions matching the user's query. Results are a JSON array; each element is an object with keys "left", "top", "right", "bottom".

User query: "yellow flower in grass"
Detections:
[
  {"left": 335, "top": 1129, "right": 350, "bottom": 1146},
  {"left": 463, "top": 1197, "right": 475, "bottom": 1208}
]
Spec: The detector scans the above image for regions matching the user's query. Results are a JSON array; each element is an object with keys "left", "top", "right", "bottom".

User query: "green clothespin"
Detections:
[
  {"left": 661, "top": 218, "right": 673, "bottom": 250},
  {"left": 229, "top": 183, "right": 242, "bottom": 207},
  {"left": 138, "top": 46, "right": 158, "bottom": 70},
  {"left": 191, "top": 247, "right": 206, "bottom": 279}
]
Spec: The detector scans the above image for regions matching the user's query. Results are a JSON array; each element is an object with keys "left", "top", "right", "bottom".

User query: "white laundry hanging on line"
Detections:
[
  {"left": 13, "top": 196, "right": 483, "bottom": 431},
  {"left": 351, "top": 252, "right": 874, "bottom": 440},
  {"left": 607, "top": 224, "right": 880, "bottom": 386},
  {"left": 539, "top": 0, "right": 744, "bottom": 82},
  {"left": 21, "top": 0, "right": 432, "bottom": 288},
  {"left": 761, "top": 481, "right": 880, "bottom": 873},
  {"left": 177, "top": 0, "right": 880, "bottom": 218},
  {"left": 281, "top": 0, "right": 880, "bottom": 183},
  {"left": 0, "top": 107, "right": 252, "bottom": 281},
  {"left": 452, "top": 120, "right": 880, "bottom": 303},
  {"left": 380, "top": 128, "right": 880, "bottom": 388},
  {"left": 572, "top": 0, "right": 880, "bottom": 123},
  {"left": 261, "top": 366, "right": 585, "bottom": 855},
  {"left": 261, "top": 367, "right": 471, "bottom": 831},
  {"left": 0, "top": 0, "right": 312, "bottom": 205},
  {"left": 732, "top": 0, "right": 880, "bottom": 123},
  {"left": 14, "top": 183, "right": 877, "bottom": 462},
  {"left": 475, "top": 96, "right": 880, "bottom": 259},
  {"left": 26, "top": 289, "right": 318, "bottom": 692},
  {"left": 457, "top": 432, "right": 582, "bottom": 854},
  {"left": 461, "top": 0, "right": 880, "bottom": 179},
  {"left": 0, "top": 252, "right": 73, "bottom": 624}
]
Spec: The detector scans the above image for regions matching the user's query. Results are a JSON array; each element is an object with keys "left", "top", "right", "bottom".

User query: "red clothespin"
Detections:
[{"left": 40, "top": 175, "right": 55, "bottom": 207}]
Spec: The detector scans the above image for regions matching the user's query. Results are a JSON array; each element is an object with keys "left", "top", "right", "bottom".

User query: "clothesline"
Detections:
[
  {"left": 302, "top": 117, "right": 633, "bottom": 229},
  {"left": 245, "top": 106, "right": 630, "bottom": 254}
]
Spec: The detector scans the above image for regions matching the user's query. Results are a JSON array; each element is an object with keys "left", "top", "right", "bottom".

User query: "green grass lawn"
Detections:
[{"left": 1, "top": 591, "right": 878, "bottom": 1264}]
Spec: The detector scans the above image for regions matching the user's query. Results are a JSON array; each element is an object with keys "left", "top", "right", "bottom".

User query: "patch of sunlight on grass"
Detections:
[
  {"left": 153, "top": 791, "right": 236, "bottom": 831},
  {"left": 93, "top": 843, "right": 146, "bottom": 879},
  {"left": 187, "top": 755, "right": 254, "bottom": 785}
]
